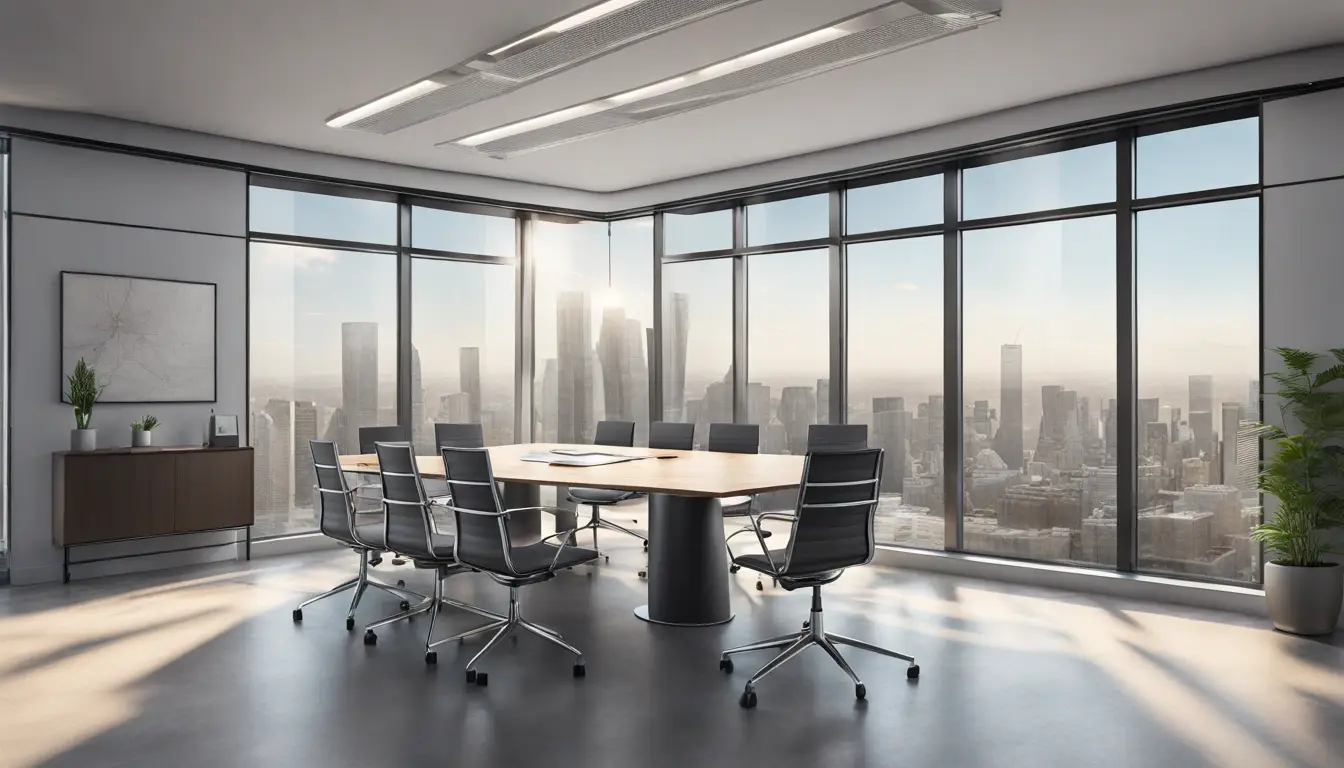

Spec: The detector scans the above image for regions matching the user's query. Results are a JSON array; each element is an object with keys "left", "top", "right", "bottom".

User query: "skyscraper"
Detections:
[
  {"left": 460, "top": 346, "right": 482, "bottom": 423},
  {"left": 293, "top": 400, "right": 318, "bottom": 509},
  {"left": 1189, "top": 374, "right": 1214, "bottom": 415},
  {"left": 598, "top": 306, "right": 632, "bottom": 422},
  {"left": 410, "top": 345, "right": 427, "bottom": 452},
  {"left": 816, "top": 378, "right": 830, "bottom": 424},
  {"left": 341, "top": 321, "right": 379, "bottom": 450},
  {"left": 1220, "top": 402, "right": 1245, "bottom": 488},
  {"left": 778, "top": 387, "right": 816, "bottom": 455},
  {"left": 263, "top": 398, "right": 293, "bottom": 519},
  {"left": 627, "top": 317, "right": 650, "bottom": 445},
  {"left": 1190, "top": 409, "right": 1215, "bottom": 460},
  {"left": 873, "top": 397, "right": 907, "bottom": 494},
  {"left": 540, "top": 358, "right": 559, "bottom": 442},
  {"left": 995, "top": 344, "right": 1023, "bottom": 469},
  {"left": 665, "top": 292, "right": 690, "bottom": 421},
  {"left": 1247, "top": 378, "right": 1261, "bottom": 422},
  {"left": 556, "top": 291, "right": 592, "bottom": 443},
  {"left": 1139, "top": 398, "right": 1161, "bottom": 432}
]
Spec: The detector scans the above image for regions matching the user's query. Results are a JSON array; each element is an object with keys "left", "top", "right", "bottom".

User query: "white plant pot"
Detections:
[
  {"left": 1264, "top": 561, "right": 1343, "bottom": 636},
  {"left": 132, "top": 429, "right": 152, "bottom": 447},
  {"left": 70, "top": 428, "right": 97, "bottom": 452}
]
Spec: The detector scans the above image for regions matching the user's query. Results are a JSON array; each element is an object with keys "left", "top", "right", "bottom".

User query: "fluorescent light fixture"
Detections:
[
  {"left": 326, "top": 80, "right": 446, "bottom": 128},
  {"left": 490, "top": 0, "right": 644, "bottom": 56},
  {"left": 457, "top": 104, "right": 606, "bottom": 147},
  {"left": 446, "top": 0, "right": 1002, "bottom": 157}
]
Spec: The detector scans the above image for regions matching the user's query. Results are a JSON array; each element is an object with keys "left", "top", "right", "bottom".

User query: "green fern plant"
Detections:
[{"left": 1252, "top": 347, "right": 1344, "bottom": 566}]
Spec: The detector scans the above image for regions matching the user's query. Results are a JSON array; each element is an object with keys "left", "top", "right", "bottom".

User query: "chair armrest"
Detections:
[
  {"left": 754, "top": 512, "right": 796, "bottom": 525},
  {"left": 505, "top": 505, "right": 576, "bottom": 517}
]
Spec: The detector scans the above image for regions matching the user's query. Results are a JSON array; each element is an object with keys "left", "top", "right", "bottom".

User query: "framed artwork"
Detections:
[{"left": 61, "top": 271, "right": 217, "bottom": 403}]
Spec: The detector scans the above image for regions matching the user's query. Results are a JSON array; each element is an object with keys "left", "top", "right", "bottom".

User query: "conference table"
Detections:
[{"left": 342, "top": 442, "right": 805, "bottom": 626}]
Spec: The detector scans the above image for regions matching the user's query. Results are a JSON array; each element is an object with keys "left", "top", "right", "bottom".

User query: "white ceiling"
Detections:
[{"left": 0, "top": 0, "right": 1341, "bottom": 194}]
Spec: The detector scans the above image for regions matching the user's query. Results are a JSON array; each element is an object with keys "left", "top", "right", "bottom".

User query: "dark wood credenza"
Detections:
[{"left": 54, "top": 445, "right": 254, "bottom": 582}]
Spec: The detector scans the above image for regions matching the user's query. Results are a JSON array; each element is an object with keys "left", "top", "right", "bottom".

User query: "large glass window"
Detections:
[
  {"left": 846, "top": 175, "right": 943, "bottom": 235},
  {"left": 665, "top": 208, "right": 732, "bottom": 255},
  {"left": 963, "top": 142, "right": 1116, "bottom": 220},
  {"left": 410, "top": 259, "right": 516, "bottom": 452},
  {"left": 1137, "top": 118, "right": 1259, "bottom": 198},
  {"left": 534, "top": 218, "right": 653, "bottom": 445},
  {"left": 249, "top": 185, "right": 397, "bottom": 245},
  {"left": 746, "top": 249, "right": 830, "bottom": 455},
  {"left": 961, "top": 216, "right": 1117, "bottom": 566},
  {"left": 747, "top": 194, "right": 828, "bottom": 246},
  {"left": 1136, "top": 198, "right": 1260, "bottom": 583},
  {"left": 661, "top": 258, "right": 733, "bottom": 448},
  {"left": 249, "top": 242, "right": 398, "bottom": 538},
  {"left": 412, "top": 206, "right": 515, "bottom": 257},
  {"left": 847, "top": 237, "right": 945, "bottom": 549}
]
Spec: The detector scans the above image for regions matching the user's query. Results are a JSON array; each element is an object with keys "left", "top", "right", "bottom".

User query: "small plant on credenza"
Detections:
[
  {"left": 64, "top": 358, "right": 104, "bottom": 452},
  {"left": 131, "top": 414, "right": 160, "bottom": 448}
]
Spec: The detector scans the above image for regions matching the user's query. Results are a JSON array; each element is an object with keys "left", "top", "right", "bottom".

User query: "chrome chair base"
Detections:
[
  {"left": 720, "top": 586, "right": 918, "bottom": 708},
  {"left": 293, "top": 551, "right": 425, "bottom": 630},
  {"left": 443, "top": 586, "right": 584, "bottom": 683},
  {"left": 361, "top": 569, "right": 506, "bottom": 656},
  {"left": 573, "top": 505, "right": 648, "bottom": 562}
]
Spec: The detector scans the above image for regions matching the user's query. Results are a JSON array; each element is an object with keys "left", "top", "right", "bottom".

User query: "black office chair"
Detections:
[
  {"left": 649, "top": 421, "right": 695, "bottom": 451},
  {"left": 719, "top": 448, "right": 919, "bottom": 708},
  {"left": 567, "top": 420, "right": 645, "bottom": 561},
  {"left": 435, "top": 422, "right": 485, "bottom": 449},
  {"left": 360, "top": 442, "right": 505, "bottom": 662},
  {"left": 358, "top": 425, "right": 410, "bottom": 453},
  {"left": 808, "top": 424, "right": 869, "bottom": 452},
  {"left": 713, "top": 423, "right": 774, "bottom": 590},
  {"left": 441, "top": 446, "right": 600, "bottom": 685},
  {"left": 292, "top": 441, "right": 422, "bottom": 629}
]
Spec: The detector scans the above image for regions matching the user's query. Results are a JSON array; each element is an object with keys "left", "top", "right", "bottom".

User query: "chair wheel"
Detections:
[
  {"left": 396, "top": 579, "right": 406, "bottom": 587},
  {"left": 399, "top": 600, "right": 410, "bottom": 611},
  {"left": 425, "top": 651, "right": 437, "bottom": 665},
  {"left": 292, "top": 609, "right": 303, "bottom": 622},
  {"left": 346, "top": 616, "right": 355, "bottom": 631},
  {"left": 729, "top": 565, "right": 740, "bottom": 574},
  {"left": 907, "top": 664, "right": 920, "bottom": 680},
  {"left": 856, "top": 683, "right": 866, "bottom": 700},
  {"left": 573, "top": 664, "right": 586, "bottom": 678},
  {"left": 604, "top": 555, "right": 610, "bottom": 564},
  {"left": 363, "top": 630, "right": 377, "bottom": 646},
  {"left": 802, "top": 620, "right": 810, "bottom": 629},
  {"left": 638, "top": 570, "right": 647, "bottom": 579},
  {"left": 475, "top": 672, "right": 489, "bottom": 686},
  {"left": 369, "top": 556, "right": 383, "bottom": 567},
  {"left": 739, "top": 690, "right": 757, "bottom": 709},
  {"left": 719, "top": 659, "right": 733, "bottom": 673},
  {"left": 392, "top": 558, "right": 406, "bottom": 566},
  {"left": 643, "top": 541, "right": 649, "bottom": 551},
  {"left": 755, "top": 581, "right": 763, "bottom": 591},
  {"left": 465, "top": 670, "right": 476, "bottom": 683}
]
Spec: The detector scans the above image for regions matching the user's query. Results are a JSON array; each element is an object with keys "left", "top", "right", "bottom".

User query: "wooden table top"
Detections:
[{"left": 341, "top": 443, "right": 805, "bottom": 498}]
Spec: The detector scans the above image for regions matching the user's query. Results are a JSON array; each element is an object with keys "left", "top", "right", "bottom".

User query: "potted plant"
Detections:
[
  {"left": 64, "top": 358, "right": 104, "bottom": 452},
  {"left": 131, "top": 415, "right": 159, "bottom": 447},
  {"left": 1254, "top": 347, "right": 1344, "bottom": 635}
]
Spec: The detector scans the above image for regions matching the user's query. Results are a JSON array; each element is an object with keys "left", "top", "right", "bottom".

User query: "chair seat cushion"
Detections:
[
  {"left": 462, "top": 540, "right": 599, "bottom": 576},
  {"left": 568, "top": 488, "right": 635, "bottom": 505},
  {"left": 732, "top": 549, "right": 846, "bottom": 582}
]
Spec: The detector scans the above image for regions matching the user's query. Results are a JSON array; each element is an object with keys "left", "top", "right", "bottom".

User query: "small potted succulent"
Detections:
[
  {"left": 131, "top": 415, "right": 160, "bottom": 447},
  {"left": 64, "top": 358, "right": 104, "bottom": 452}
]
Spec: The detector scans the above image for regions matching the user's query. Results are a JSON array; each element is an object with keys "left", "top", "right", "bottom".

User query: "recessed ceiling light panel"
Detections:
[
  {"left": 327, "top": 0, "right": 762, "bottom": 135},
  {"left": 446, "top": 0, "right": 1001, "bottom": 158}
]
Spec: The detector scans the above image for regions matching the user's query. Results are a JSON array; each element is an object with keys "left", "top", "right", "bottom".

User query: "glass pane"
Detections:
[
  {"left": 747, "top": 249, "right": 829, "bottom": 456},
  {"left": 662, "top": 258, "right": 733, "bottom": 449},
  {"left": 665, "top": 208, "right": 732, "bottom": 254},
  {"left": 412, "top": 206, "right": 515, "bottom": 257},
  {"left": 1137, "top": 117, "right": 1259, "bottom": 199},
  {"left": 847, "top": 237, "right": 945, "bottom": 549},
  {"left": 533, "top": 219, "right": 652, "bottom": 445},
  {"left": 846, "top": 174, "right": 943, "bottom": 235},
  {"left": 963, "top": 143, "right": 1116, "bottom": 220},
  {"left": 410, "top": 259, "right": 516, "bottom": 451},
  {"left": 747, "top": 194, "right": 827, "bottom": 246},
  {"left": 1136, "top": 198, "right": 1260, "bottom": 583},
  {"left": 249, "top": 186, "right": 396, "bottom": 245},
  {"left": 961, "top": 216, "right": 1117, "bottom": 566},
  {"left": 249, "top": 243, "right": 398, "bottom": 538}
]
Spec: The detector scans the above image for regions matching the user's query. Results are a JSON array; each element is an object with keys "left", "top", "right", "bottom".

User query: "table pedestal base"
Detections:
[{"left": 635, "top": 493, "right": 734, "bottom": 627}]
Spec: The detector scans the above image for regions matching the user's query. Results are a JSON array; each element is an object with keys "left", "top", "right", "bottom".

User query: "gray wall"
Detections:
[
  {"left": 1262, "top": 87, "right": 1344, "bottom": 628},
  {"left": 8, "top": 138, "right": 247, "bottom": 585}
]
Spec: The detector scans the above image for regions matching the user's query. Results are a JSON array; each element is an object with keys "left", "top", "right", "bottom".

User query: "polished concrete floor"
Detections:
[{"left": 1, "top": 513, "right": 1342, "bottom": 768}]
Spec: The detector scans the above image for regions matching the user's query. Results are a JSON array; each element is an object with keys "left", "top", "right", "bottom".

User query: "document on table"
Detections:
[{"left": 519, "top": 451, "right": 647, "bottom": 467}]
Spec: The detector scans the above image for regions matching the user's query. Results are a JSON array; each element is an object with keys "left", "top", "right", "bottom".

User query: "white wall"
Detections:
[
  {"left": 1262, "top": 87, "right": 1344, "bottom": 628},
  {"left": 7, "top": 139, "right": 248, "bottom": 584}
]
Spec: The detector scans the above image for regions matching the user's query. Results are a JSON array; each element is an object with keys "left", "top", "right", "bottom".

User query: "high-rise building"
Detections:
[
  {"left": 1138, "top": 398, "right": 1160, "bottom": 432},
  {"left": 263, "top": 398, "right": 293, "bottom": 518},
  {"left": 341, "top": 322, "right": 379, "bottom": 451},
  {"left": 971, "top": 400, "right": 993, "bottom": 440},
  {"left": 1247, "top": 378, "right": 1261, "bottom": 422},
  {"left": 995, "top": 344, "right": 1023, "bottom": 469},
  {"left": 1219, "top": 402, "right": 1243, "bottom": 487},
  {"left": 665, "top": 292, "right": 690, "bottom": 421},
  {"left": 747, "top": 382, "right": 772, "bottom": 427},
  {"left": 816, "top": 378, "right": 830, "bottom": 424},
  {"left": 556, "top": 291, "right": 592, "bottom": 443},
  {"left": 293, "top": 400, "right": 318, "bottom": 509},
  {"left": 1190, "top": 409, "right": 1215, "bottom": 459},
  {"left": 597, "top": 305, "right": 632, "bottom": 422},
  {"left": 1104, "top": 398, "right": 1118, "bottom": 461},
  {"left": 778, "top": 387, "right": 816, "bottom": 455},
  {"left": 1189, "top": 374, "right": 1214, "bottom": 415},
  {"left": 873, "top": 397, "right": 907, "bottom": 494},
  {"left": 410, "top": 345, "right": 427, "bottom": 452},
  {"left": 540, "top": 358, "right": 559, "bottom": 442},
  {"left": 628, "top": 318, "right": 650, "bottom": 445},
  {"left": 460, "top": 346, "right": 482, "bottom": 423}
]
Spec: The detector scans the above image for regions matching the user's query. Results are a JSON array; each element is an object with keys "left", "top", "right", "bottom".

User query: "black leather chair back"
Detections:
[
  {"left": 440, "top": 447, "right": 513, "bottom": 576},
  {"left": 708, "top": 423, "right": 759, "bottom": 454},
  {"left": 359, "top": 425, "right": 410, "bottom": 454},
  {"left": 310, "top": 440, "right": 357, "bottom": 545},
  {"left": 373, "top": 442, "right": 434, "bottom": 559},
  {"left": 782, "top": 449, "right": 883, "bottom": 576},
  {"left": 649, "top": 421, "right": 695, "bottom": 451},
  {"left": 594, "top": 420, "right": 635, "bottom": 447},
  {"left": 435, "top": 422, "right": 485, "bottom": 449},
  {"left": 807, "top": 424, "right": 869, "bottom": 453}
]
